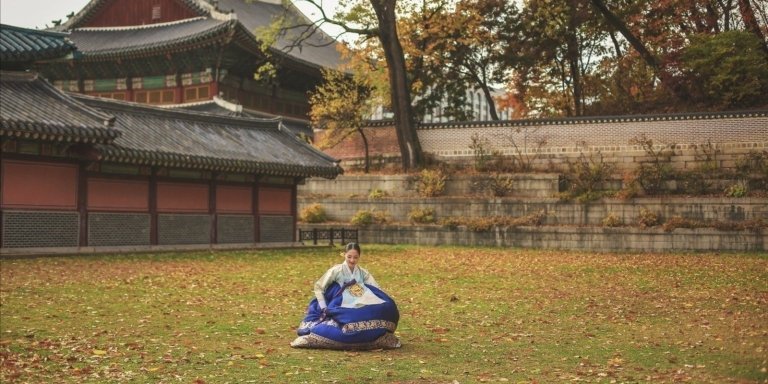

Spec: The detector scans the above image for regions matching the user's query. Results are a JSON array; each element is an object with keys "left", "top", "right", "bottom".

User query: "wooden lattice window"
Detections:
[
  {"left": 183, "top": 85, "right": 211, "bottom": 102},
  {"left": 134, "top": 89, "right": 175, "bottom": 105}
]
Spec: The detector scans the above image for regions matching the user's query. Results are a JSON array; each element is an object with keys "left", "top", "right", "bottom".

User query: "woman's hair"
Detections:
[{"left": 345, "top": 242, "right": 361, "bottom": 254}]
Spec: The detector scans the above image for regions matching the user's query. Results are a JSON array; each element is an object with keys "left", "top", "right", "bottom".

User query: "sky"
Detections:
[{"left": 0, "top": 0, "right": 342, "bottom": 31}]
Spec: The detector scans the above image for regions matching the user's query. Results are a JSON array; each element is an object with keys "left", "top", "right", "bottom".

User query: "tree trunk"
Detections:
[
  {"left": 737, "top": 0, "right": 768, "bottom": 55},
  {"left": 566, "top": 1, "right": 583, "bottom": 116},
  {"left": 357, "top": 127, "right": 371, "bottom": 173},
  {"left": 479, "top": 83, "right": 500, "bottom": 120},
  {"left": 590, "top": 0, "right": 688, "bottom": 100},
  {"left": 370, "top": 0, "right": 424, "bottom": 170},
  {"left": 590, "top": 0, "right": 660, "bottom": 72}
]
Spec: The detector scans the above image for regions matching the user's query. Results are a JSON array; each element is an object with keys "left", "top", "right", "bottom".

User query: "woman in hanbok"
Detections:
[{"left": 291, "top": 242, "right": 401, "bottom": 350}]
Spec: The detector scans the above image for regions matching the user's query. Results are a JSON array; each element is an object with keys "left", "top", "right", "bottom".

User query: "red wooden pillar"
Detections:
[
  {"left": 149, "top": 167, "right": 158, "bottom": 245},
  {"left": 78, "top": 162, "right": 88, "bottom": 247},
  {"left": 209, "top": 174, "right": 217, "bottom": 244},
  {"left": 291, "top": 181, "right": 298, "bottom": 242},
  {"left": 253, "top": 179, "right": 260, "bottom": 243}
]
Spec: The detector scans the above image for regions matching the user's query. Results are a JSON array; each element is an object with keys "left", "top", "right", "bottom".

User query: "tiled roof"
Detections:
[
  {"left": 75, "top": 95, "right": 341, "bottom": 178},
  {"left": 68, "top": 18, "right": 256, "bottom": 60},
  {"left": 171, "top": 97, "right": 313, "bottom": 137},
  {"left": 217, "top": 0, "right": 342, "bottom": 70},
  {"left": 56, "top": 0, "right": 342, "bottom": 69},
  {"left": 59, "top": 0, "right": 209, "bottom": 30},
  {"left": 0, "top": 71, "right": 119, "bottom": 143},
  {"left": 0, "top": 24, "right": 76, "bottom": 62}
]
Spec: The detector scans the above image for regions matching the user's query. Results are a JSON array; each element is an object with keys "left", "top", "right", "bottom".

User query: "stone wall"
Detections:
[
  {"left": 299, "top": 174, "right": 563, "bottom": 198},
  {"left": 298, "top": 196, "right": 768, "bottom": 226},
  {"left": 299, "top": 223, "right": 766, "bottom": 252},
  {"left": 318, "top": 111, "right": 768, "bottom": 172}
]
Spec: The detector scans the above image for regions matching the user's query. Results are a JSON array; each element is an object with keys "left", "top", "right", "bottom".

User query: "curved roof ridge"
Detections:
[
  {"left": 71, "top": 93, "right": 282, "bottom": 129},
  {"left": 74, "top": 16, "right": 208, "bottom": 32},
  {"left": 58, "top": 0, "right": 211, "bottom": 31}
]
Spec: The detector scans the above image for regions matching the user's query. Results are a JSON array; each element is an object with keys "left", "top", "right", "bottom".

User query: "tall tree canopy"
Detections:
[{"left": 268, "top": 0, "right": 768, "bottom": 153}]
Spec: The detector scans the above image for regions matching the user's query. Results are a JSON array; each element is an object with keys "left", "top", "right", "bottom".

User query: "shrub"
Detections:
[
  {"left": 466, "top": 217, "right": 495, "bottom": 232},
  {"left": 438, "top": 217, "right": 463, "bottom": 230},
  {"left": 724, "top": 182, "right": 748, "bottom": 198},
  {"left": 602, "top": 212, "right": 624, "bottom": 227},
  {"left": 487, "top": 173, "right": 515, "bottom": 197},
  {"left": 437, "top": 211, "right": 547, "bottom": 231},
  {"left": 351, "top": 209, "right": 390, "bottom": 226},
  {"left": 415, "top": 169, "right": 447, "bottom": 197},
  {"left": 299, "top": 204, "right": 327, "bottom": 223},
  {"left": 469, "top": 133, "right": 493, "bottom": 172},
  {"left": 408, "top": 207, "right": 436, "bottom": 224},
  {"left": 630, "top": 135, "right": 677, "bottom": 195},
  {"left": 637, "top": 208, "right": 660, "bottom": 228},
  {"left": 368, "top": 188, "right": 388, "bottom": 199},
  {"left": 350, "top": 209, "right": 373, "bottom": 226},
  {"left": 713, "top": 219, "right": 766, "bottom": 231},
  {"left": 661, "top": 216, "right": 703, "bottom": 232},
  {"left": 472, "top": 173, "right": 515, "bottom": 197},
  {"left": 563, "top": 149, "right": 615, "bottom": 202}
]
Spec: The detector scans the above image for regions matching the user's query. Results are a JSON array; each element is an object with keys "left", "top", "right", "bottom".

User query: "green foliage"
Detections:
[
  {"left": 310, "top": 68, "right": 375, "bottom": 172},
  {"left": 350, "top": 209, "right": 390, "bottom": 226},
  {"left": 414, "top": 169, "right": 447, "bottom": 198},
  {"left": 407, "top": 207, "right": 436, "bottom": 224},
  {"left": 637, "top": 208, "right": 660, "bottom": 228},
  {"left": 681, "top": 31, "right": 768, "bottom": 109},
  {"left": 723, "top": 182, "right": 748, "bottom": 198},
  {"left": 299, "top": 204, "right": 327, "bottom": 223},
  {"left": 368, "top": 188, "right": 389, "bottom": 199}
]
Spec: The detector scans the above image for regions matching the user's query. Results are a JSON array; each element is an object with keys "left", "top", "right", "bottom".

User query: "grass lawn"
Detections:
[{"left": 1, "top": 245, "right": 766, "bottom": 383}]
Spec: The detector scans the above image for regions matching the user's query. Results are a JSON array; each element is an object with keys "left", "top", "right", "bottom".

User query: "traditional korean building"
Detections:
[
  {"left": 0, "top": 24, "right": 342, "bottom": 254},
  {"left": 31, "top": 0, "right": 342, "bottom": 136}
]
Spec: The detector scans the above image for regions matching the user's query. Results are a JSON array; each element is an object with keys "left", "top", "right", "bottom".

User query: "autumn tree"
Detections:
[
  {"left": 309, "top": 47, "right": 390, "bottom": 173},
  {"left": 399, "top": 0, "right": 520, "bottom": 121},
  {"left": 258, "top": 0, "right": 424, "bottom": 170}
]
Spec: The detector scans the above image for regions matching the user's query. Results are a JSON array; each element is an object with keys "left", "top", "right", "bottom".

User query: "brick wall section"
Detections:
[
  {"left": 319, "top": 112, "right": 768, "bottom": 171},
  {"left": 316, "top": 122, "right": 400, "bottom": 160}
]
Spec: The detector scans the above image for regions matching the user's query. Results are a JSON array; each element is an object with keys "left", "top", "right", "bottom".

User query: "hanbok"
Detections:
[{"left": 290, "top": 263, "right": 401, "bottom": 350}]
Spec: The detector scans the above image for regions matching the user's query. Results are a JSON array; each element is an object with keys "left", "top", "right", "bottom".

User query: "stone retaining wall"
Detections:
[
  {"left": 299, "top": 174, "right": 563, "bottom": 198},
  {"left": 298, "top": 197, "right": 768, "bottom": 227},
  {"left": 299, "top": 223, "right": 766, "bottom": 252}
]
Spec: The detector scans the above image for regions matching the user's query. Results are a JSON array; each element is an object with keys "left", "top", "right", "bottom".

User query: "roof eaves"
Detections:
[
  {"left": 95, "top": 145, "right": 341, "bottom": 178},
  {"left": 77, "top": 18, "right": 239, "bottom": 60},
  {"left": 59, "top": 0, "right": 211, "bottom": 30}
]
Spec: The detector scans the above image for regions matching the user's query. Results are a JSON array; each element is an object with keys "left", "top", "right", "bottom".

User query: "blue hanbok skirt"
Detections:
[{"left": 290, "top": 282, "right": 401, "bottom": 350}]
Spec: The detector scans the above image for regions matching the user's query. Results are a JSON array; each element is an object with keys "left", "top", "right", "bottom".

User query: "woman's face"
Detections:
[{"left": 345, "top": 249, "right": 360, "bottom": 270}]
